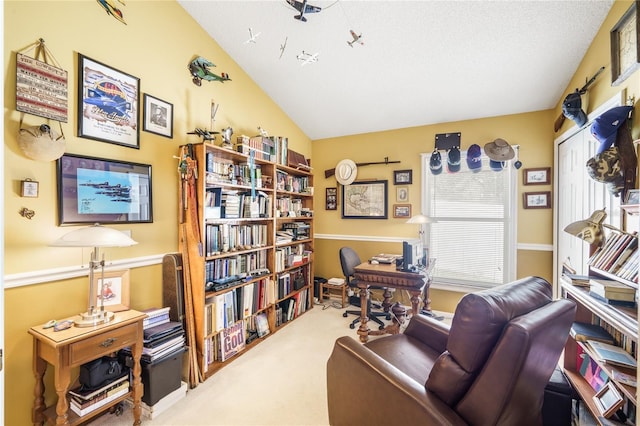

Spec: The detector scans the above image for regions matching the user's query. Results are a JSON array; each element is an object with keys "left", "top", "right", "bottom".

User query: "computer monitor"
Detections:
[{"left": 402, "top": 239, "right": 424, "bottom": 272}]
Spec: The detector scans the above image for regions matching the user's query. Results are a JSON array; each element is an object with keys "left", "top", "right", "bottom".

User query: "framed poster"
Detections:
[
  {"left": 342, "top": 180, "right": 388, "bottom": 219},
  {"left": 57, "top": 153, "right": 153, "bottom": 225},
  {"left": 77, "top": 54, "right": 140, "bottom": 148},
  {"left": 523, "top": 191, "right": 551, "bottom": 209},
  {"left": 610, "top": 1, "right": 640, "bottom": 86},
  {"left": 523, "top": 167, "right": 551, "bottom": 185},
  {"left": 94, "top": 269, "right": 130, "bottom": 312},
  {"left": 143, "top": 93, "right": 173, "bottom": 138}
]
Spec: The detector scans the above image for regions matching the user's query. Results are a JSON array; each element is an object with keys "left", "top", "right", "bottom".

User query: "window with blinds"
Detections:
[{"left": 421, "top": 150, "right": 518, "bottom": 289}]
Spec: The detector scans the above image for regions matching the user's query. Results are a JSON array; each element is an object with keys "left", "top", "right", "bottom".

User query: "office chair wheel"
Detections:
[
  {"left": 386, "top": 314, "right": 391, "bottom": 320},
  {"left": 378, "top": 324, "right": 385, "bottom": 330},
  {"left": 349, "top": 323, "right": 356, "bottom": 329},
  {"left": 343, "top": 312, "right": 348, "bottom": 317}
]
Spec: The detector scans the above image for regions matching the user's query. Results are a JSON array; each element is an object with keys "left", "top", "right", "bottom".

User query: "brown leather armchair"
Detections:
[{"left": 327, "top": 276, "right": 576, "bottom": 426}]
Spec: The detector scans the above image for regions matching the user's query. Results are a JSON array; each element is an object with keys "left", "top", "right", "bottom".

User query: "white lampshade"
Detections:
[
  {"left": 52, "top": 223, "right": 137, "bottom": 247},
  {"left": 406, "top": 214, "right": 432, "bottom": 224}
]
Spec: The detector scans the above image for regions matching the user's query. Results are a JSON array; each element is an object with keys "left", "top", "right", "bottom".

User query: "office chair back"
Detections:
[{"left": 339, "top": 247, "right": 361, "bottom": 285}]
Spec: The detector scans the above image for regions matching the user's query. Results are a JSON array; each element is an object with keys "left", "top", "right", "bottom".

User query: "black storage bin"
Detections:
[
  {"left": 542, "top": 366, "right": 578, "bottom": 426},
  {"left": 141, "top": 347, "right": 185, "bottom": 406}
]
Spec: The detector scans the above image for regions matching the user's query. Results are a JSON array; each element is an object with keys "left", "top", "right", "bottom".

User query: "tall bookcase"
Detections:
[{"left": 178, "top": 141, "right": 314, "bottom": 380}]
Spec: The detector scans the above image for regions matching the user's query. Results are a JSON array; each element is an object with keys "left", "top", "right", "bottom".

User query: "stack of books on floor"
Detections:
[{"left": 67, "top": 372, "right": 129, "bottom": 417}]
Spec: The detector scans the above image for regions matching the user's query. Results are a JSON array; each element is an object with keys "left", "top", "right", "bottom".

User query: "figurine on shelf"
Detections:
[{"left": 221, "top": 127, "right": 233, "bottom": 149}]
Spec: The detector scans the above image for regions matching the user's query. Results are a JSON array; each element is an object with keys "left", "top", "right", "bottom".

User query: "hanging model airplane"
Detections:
[
  {"left": 286, "top": 0, "right": 321, "bottom": 22},
  {"left": 279, "top": 37, "right": 288, "bottom": 59},
  {"left": 188, "top": 56, "right": 231, "bottom": 86},
  {"left": 347, "top": 30, "right": 364, "bottom": 47},
  {"left": 244, "top": 28, "right": 261, "bottom": 44},
  {"left": 296, "top": 51, "right": 319, "bottom": 66},
  {"left": 96, "top": 0, "right": 126, "bottom": 24}
]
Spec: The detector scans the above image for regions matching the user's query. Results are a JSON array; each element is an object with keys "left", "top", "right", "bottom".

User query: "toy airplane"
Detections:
[
  {"left": 96, "top": 0, "right": 126, "bottom": 24},
  {"left": 296, "top": 51, "right": 319, "bottom": 66},
  {"left": 85, "top": 86, "right": 131, "bottom": 117},
  {"left": 279, "top": 37, "right": 288, "bottom": 59},
  {"left": 347, "top": 30, "right": 364, "bottom": 47},
  {"left": 286, "top": 0, "right": 321, "bottom": 22},
  {"left": 188, "top": 56, "right": 231, "bottom": 86},
  {"left": 245, "top": 28, "right": 261, "bottom": 44}
]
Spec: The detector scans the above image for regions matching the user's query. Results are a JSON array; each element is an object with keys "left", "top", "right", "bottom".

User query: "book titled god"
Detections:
[{"left": 220, "top": 320, "right": 246, "bottom": 362}]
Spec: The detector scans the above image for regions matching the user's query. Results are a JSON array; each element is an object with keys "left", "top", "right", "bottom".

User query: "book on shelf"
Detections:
[
  {"left": 219, "top": 320, "right": 246, "bottom": 362},
  {"left": 611, "top": 369, "right": 637, "bottom": 387},
  {"left": 570, "top": 322, "right": 615, "bottom": 344},
  {"left": 588, "top": 291, "right": 637, "bottom": 308},
  {"left": 68, "top": 373, "right": 128, "bottom": 401},
  {"left": 562, "top": 273, "right": 591, "bottom": 287},
  {"left": 255, "top": 312, "right": 270, "bottom": 337},
  {"left": 589, "top": 278, "right": 636, "bottom": 302},
  {"left": 586, "top": 340, "right": 637, "bottom": 369},
  {"left": 69, "top": 380, "right": 129, "bottom": 417}
]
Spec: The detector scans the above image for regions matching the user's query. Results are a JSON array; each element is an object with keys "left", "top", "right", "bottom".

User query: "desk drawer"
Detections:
[{"left": 70, "top": 323, "right": 139, "bottom": 366}]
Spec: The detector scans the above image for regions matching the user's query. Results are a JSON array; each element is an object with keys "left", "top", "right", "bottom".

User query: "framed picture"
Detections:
[
  {"left": 342, "top": 180, "right": 388, "bottom": 219},
  {"left": 57, "top": 153, "right": 153, "bottom": 225},
  {"left": 624, "top": 188, "right": 640, "bottom": 205},
  {"left": 393, "top": 204, "right": 411, "bottom": 218},
  {"left": 610, "top": 1, "right": 640, "bottom": 86},
  {"left": 396, "top": 186, "right": 409, "bottom": 202},
  {"left": 523, "top": 167, "right": 551, "bottom": 185},
  {"left": 21, "top": 179, "right": 39, "bottom": 198},
  {"left": 77, "top": 54, "right": 140, "bottom": 148},
  {"left": 326, "top": 187, "right": 337, "bottom": 210},
  {"left": 394, "top": 169, "right": 413, "bottom": 185},
  {"left": 523, "top": 191, "right": 551, "bottom": 209},
  {"left": 94, "top": 269, "right": 130, "bottom": 312},
  {"left": 143, "top": 93, "right": 173, "bottom": 138},
  {"left": 592, "top": 382, "right": 624, "bottom": 418}
]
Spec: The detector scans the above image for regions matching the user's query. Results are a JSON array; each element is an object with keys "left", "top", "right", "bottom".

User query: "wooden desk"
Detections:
[
  {"left": 354, "top": 262, "right": 429, "bottom": 343},
  {"left": 29, "top": 309, "right": 146, "bottom": 426}
]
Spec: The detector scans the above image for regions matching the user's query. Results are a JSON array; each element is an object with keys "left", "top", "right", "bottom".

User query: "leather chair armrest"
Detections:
[
  {"left": 327, "top": 336, "right": 466, "bottom": 426},
  {"left": 403, "top": 314, "right": 450, "bottom": 353}
]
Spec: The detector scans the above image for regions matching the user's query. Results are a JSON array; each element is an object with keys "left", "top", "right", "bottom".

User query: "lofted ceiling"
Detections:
[{"left": 178, "top": 0, "right": 614, "bottom": 141}]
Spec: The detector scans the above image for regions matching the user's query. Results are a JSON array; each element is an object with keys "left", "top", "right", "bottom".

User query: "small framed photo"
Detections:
[
  {"left": 524, "top": 167, "right": 551, "bottom": 185},
  {"left": 523, "top": 191, "right": 551, "bottom": 209},
  {"left": 624, "top": 188, "right": 640, "bottom": 205},
  {"left": 394, "top": 169, "right": 413, "bottom": 185},
  {"left": 21, "top": 179, "right": 39, "bottom": 198},
  {"left": 396, "top": 186, "right": 409, "bottom": 202},
  {"left": 94, "top": 269, "right": 130, "bottom": 312},
  {"left": 143, "top": 93, "right": 173, "bottom": 138},
  {"left": 326, "top": 187, "right": 337, "bottom": 210},
  {"left": 393, "top": 204, "right": 411, "bottom": 218},
  {"left": 592, "top": 382, "right": 624, "bottom": 418},
  {"left": 610, "top": 1, "right": 640, "bottom": 86}
]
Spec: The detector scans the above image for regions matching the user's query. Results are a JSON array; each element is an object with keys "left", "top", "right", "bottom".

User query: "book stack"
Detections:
[
  {"left": 588, "top": 232, "right": 639, "bottom": 282},
  {"left": 68, "top": 373, "right": 129, "bottom": 417},
  {"left": 589, "top": 278, "right": 637, "bottom": 307},
  {"left": 142, "top": 320, "right": 185, "bottom": 363},
  {"left": 562, "top": 272, "right": 590, "bottom": 287},
  {"left": 143, "top": 307, "right": 170, "bottom": 330}
]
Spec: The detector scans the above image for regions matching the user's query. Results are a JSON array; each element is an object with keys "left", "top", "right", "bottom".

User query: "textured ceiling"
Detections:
[{"left": 178, "top": 0, "right": 614, "bottom": 140}]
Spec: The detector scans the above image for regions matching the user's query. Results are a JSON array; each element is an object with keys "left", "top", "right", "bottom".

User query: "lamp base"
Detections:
[{"left": 74, "top": 310, "right": 115, "bottom": 328}]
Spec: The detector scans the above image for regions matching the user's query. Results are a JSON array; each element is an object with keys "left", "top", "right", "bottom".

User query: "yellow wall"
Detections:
[
  {"left": 4, "top": 1, "right": 640, "bottom": 424},
  {"left": 4, "top": 1, "right": 310, "bottom": 424}
]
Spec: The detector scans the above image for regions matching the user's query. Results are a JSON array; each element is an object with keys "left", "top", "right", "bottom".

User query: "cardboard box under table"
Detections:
[{"left": 141, "top": 347, "right": 185, "bottom": 406}]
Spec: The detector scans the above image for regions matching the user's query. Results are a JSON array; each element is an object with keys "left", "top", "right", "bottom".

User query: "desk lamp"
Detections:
[
  {"left": 51, "top": 223, "right": 137, "bottom": 327},
  {"left": 563, "top": 208, "right": 630, "bottom": 245},
  {"left": 406, "top": 214, "right": 433, "bottom": 243}
]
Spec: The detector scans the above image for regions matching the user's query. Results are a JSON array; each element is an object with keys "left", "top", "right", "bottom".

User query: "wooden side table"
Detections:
[{"left": 29, "top": 309, "right": 146, "bottom": 426}]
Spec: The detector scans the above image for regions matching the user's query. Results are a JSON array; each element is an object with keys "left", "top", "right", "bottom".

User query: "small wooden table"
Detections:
[
  {"left": 354, "top": 262, "right": 431, "bottom": 343},
  {"left": 29, "top": 309, "right": 146, "bottom": 426}
]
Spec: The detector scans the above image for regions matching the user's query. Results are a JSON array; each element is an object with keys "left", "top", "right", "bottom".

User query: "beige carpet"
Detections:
[{"left": 88, "top": 300, "right": 372, "bottom": 426}]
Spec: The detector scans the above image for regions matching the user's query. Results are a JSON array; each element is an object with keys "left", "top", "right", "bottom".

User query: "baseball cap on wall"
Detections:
[
  {"left": 466, "top": 144, "right": 482, "bottom": 172},
  {"left": 430, "top": 150, "right": 442, "bottom": 175},
  {"left": 562, "top": 91, "right": 588, "bottom": 128},
  {"left": 591, "top": 105, "right": 634, "bottom": 154},
  {"left": 447, "top": 147, "right": 461, "bottom": 173}
]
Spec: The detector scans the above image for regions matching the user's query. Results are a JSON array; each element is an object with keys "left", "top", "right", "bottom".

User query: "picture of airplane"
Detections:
[
  {"left": 188, "top": 56, "right": 231, "bottom": 86},
  {"left": 348, "top": 30, "right": 364, "bottom": 47},
  {"left": 286, "top": 0, "right": 321, "bottom": 22},
  {"left": 279, "top": 37, "right": 288, "bottom": 59},
  {"left": 85, "top": 86, "right": 131, "bottom": 117},
  {"left": 296, "top": 51, "right": 319, "bottom": 66},
  {"left": 245, "top": 27, "right": 261, "bottom": 44}
]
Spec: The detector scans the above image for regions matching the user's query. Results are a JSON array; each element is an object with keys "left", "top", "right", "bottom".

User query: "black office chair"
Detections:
[{"left": 339, "top": 247, "right": 389, "bottom": 330}]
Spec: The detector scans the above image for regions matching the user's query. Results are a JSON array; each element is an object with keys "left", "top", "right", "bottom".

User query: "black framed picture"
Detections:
[
  {"left": 342, "top": 180, "right": 388, "bottom": 219},
  {"left": 57, "top": 153, "right": 153, "bottom": 225},
  {"left": 77, "top": 54, "right": 140, "bottom": 148},
  {"left": 143, "top": 93, "right": 173, "bottom": 138},
  {"left": 394, "top": 169, "right": 413, "bottom": 185},
  {"left": 326, "top": 187, "right": 337, "bottom": 210}
]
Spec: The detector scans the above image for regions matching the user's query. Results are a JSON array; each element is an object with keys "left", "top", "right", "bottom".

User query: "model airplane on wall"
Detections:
[
  {"left": 188, "top": 56, "right": 231, "bottom": 86},
  {"left": 347, "top": 30, "right": 363, "bottom": 47},
  {"left": 96, "top": 0, "right": 126, "bottom": 24},
  {"left": 296, "top": 51, "right": 319, "bottom": 66},
  {"left": 286, "top": 0, "right": 321, "bottom": 22},
  {"left": 245, "top": 28, "right": 261, "bottom": 44}
]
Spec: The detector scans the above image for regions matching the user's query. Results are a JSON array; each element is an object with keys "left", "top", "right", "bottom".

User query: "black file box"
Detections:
[{"left": 141, "top": 347, "right": 185, "bottom": 406}]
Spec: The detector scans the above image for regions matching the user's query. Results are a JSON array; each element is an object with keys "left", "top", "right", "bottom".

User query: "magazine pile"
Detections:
[{"left": 67, "top": 372, "right": 129, "bottom": 417}]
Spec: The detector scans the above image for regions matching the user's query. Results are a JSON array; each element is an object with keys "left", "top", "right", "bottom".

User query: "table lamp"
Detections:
[
  {"left": 51, "top": 223, "right": 137, "bottom": 327},
  {"left": 563, "top": 208, "right": 629, "bottom": 245},
  {"left": 406, "top": 214, "right": 433, "bottom": 242}
]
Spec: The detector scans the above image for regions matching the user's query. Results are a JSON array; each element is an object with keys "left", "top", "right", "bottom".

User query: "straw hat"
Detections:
[
  {"left": 335, "top": 159, "right": 357, "bottom": 185},
  {"left": 483, "top": 138, "right": 514, "bottom": 161}
]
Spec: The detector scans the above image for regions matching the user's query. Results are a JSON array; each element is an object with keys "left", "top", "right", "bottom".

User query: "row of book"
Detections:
[
  {"left": 205, "top": 158, "right": 266, "bottom": 188},
  {"left": 275, "top": 196, "right": 303, "bottom": 216},
  {"left": 275, "top": 170, "right": 310, "bottom": 193},
  {"left": 588, "top": 231, "right": 639, "bottom": 283},
  {"left": 275, "top": 243, "right": 308, "bottom": 272},
  {"left": 235, "top": 135, "right": 278, "bottom": 162},
  {"left": 275, "top": 289, "right": 310, "bottom": 326},
  {"left": 205, "top": 250, "right": 269, "bottom": 283},
  {"left": 204, "top": 223, "right": 269, "bottom": 256},
  {"left": 219, "top": 191, "right": 271, "bottom": 219},
  {"left": 204, "top": 277, "right": 275, "bottom": 335}
]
